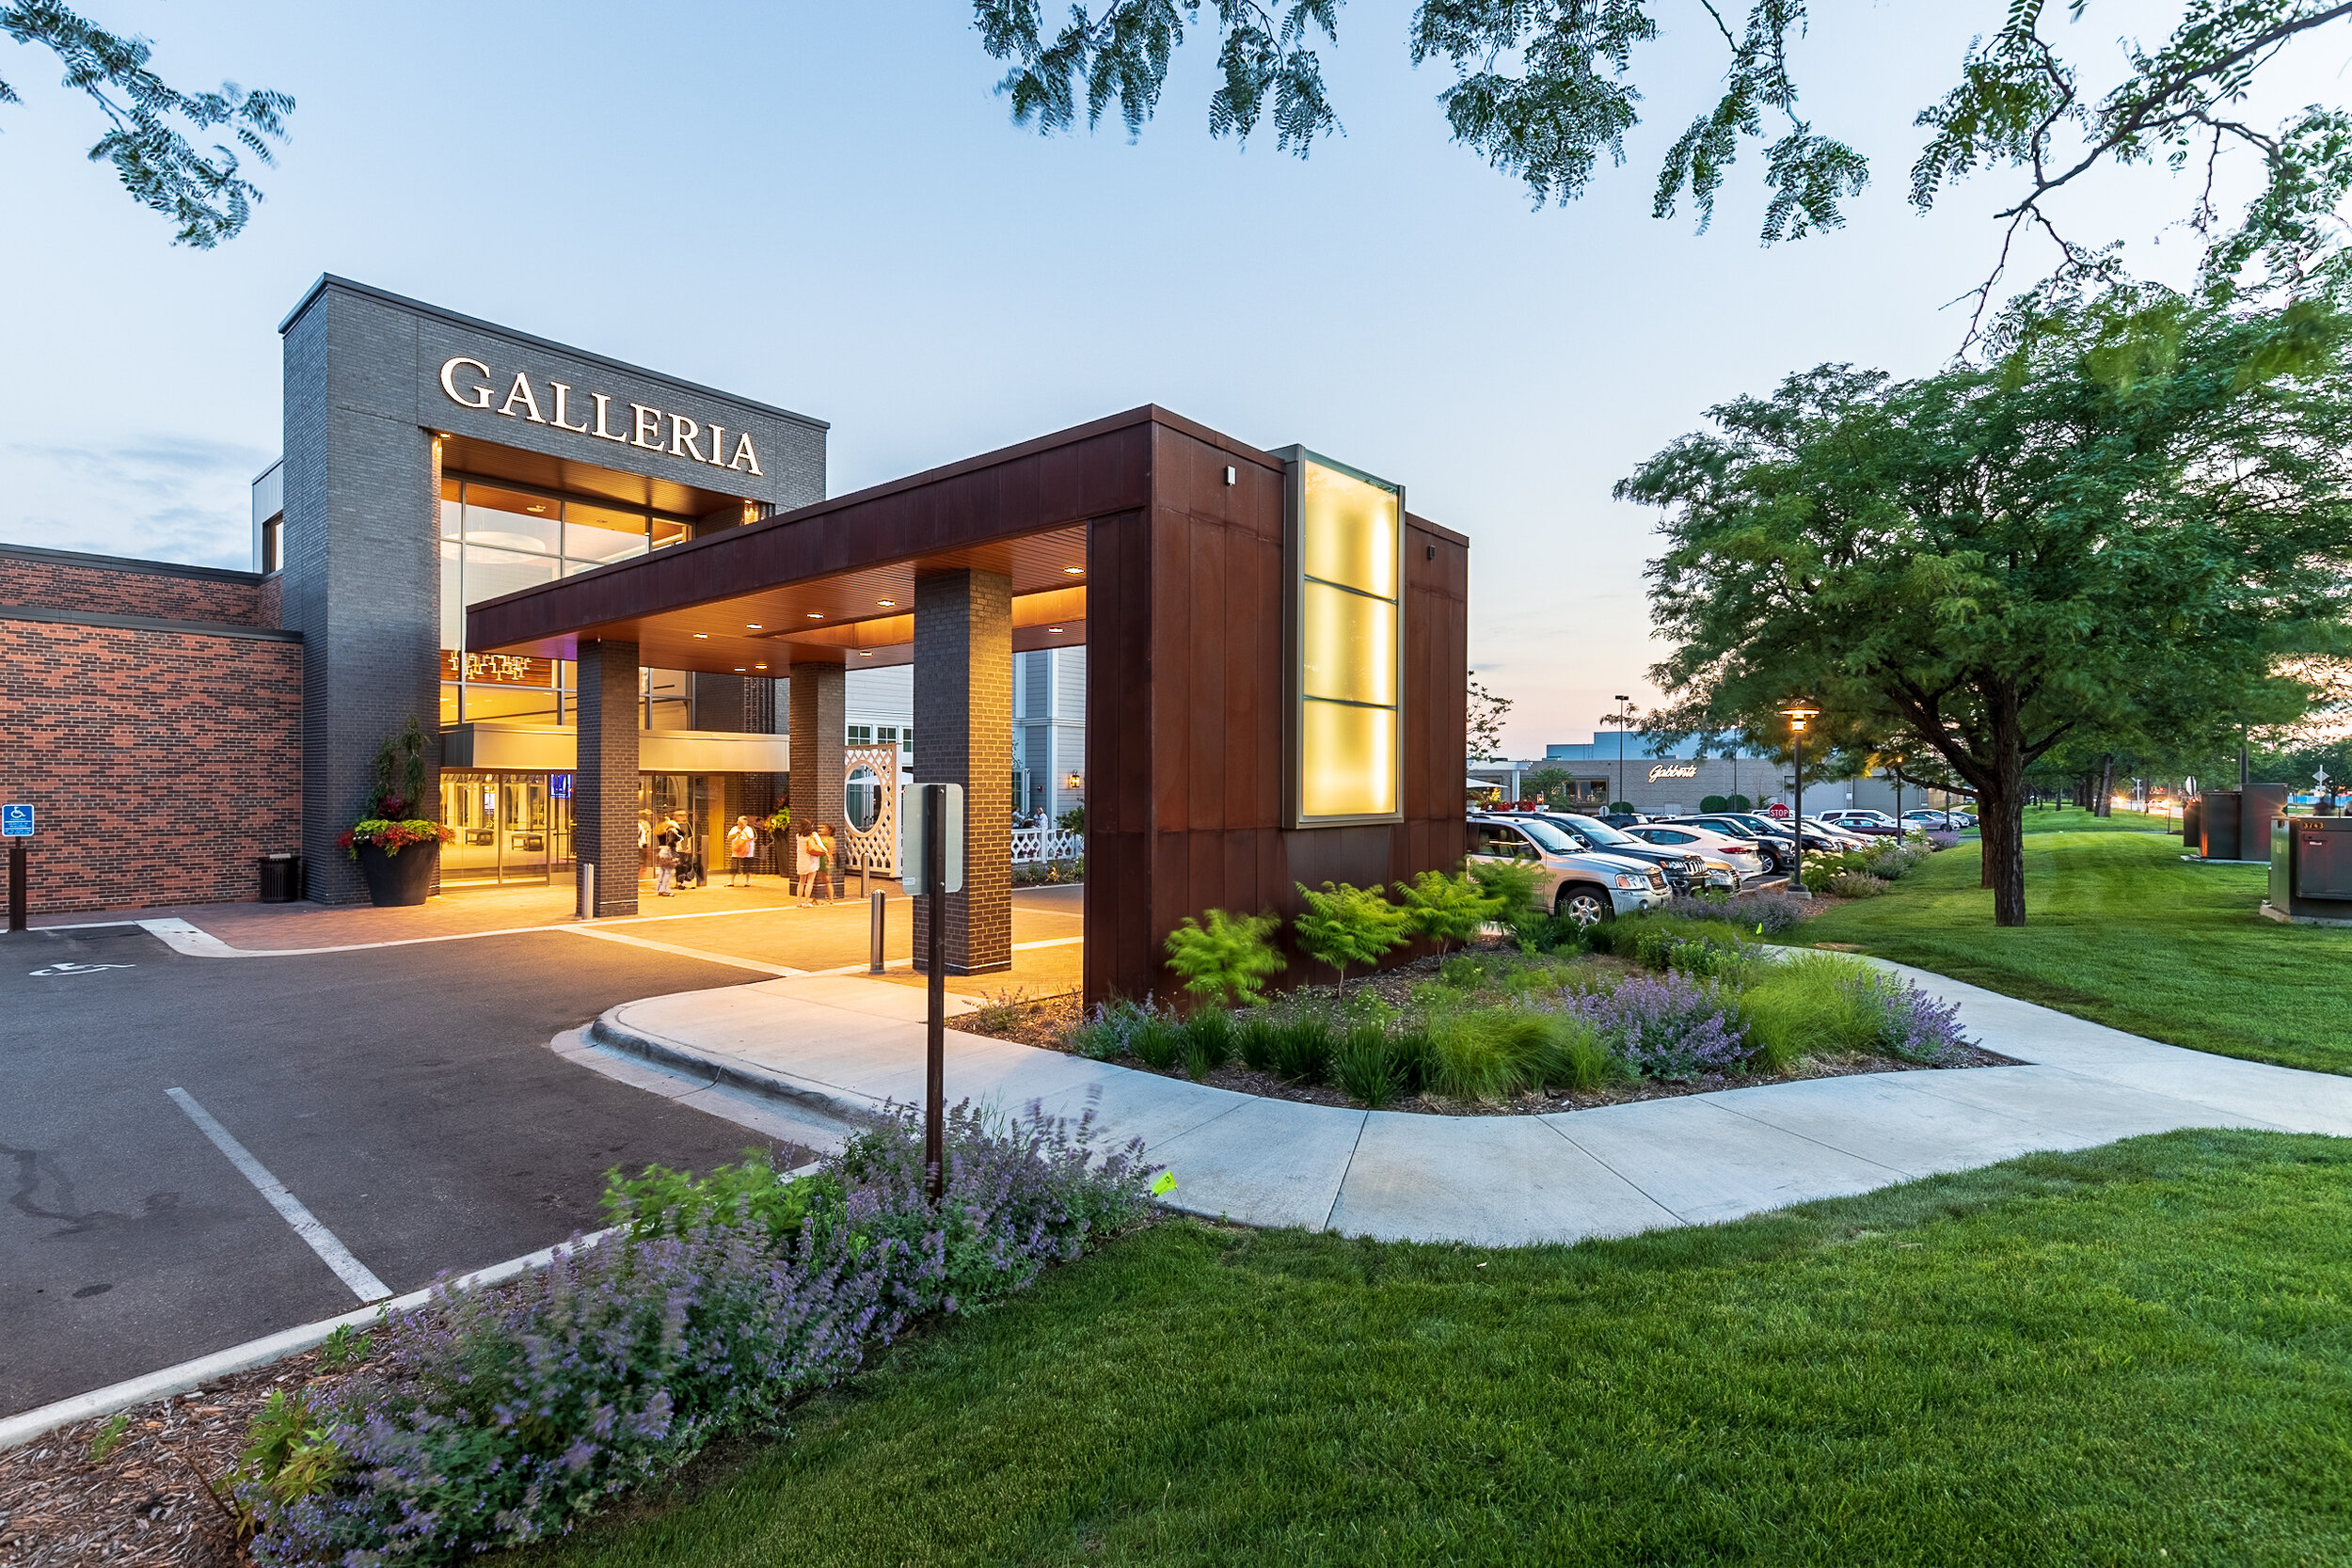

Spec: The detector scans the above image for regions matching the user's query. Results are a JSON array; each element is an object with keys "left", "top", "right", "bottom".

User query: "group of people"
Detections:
[{"left": 641, "top": 812, "right": 845, "bottom": 903}]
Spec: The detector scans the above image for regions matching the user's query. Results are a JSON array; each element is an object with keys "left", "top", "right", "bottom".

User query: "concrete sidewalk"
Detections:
[{"left": 566, "top": 960, "right": 2352, "bottom": 1246}]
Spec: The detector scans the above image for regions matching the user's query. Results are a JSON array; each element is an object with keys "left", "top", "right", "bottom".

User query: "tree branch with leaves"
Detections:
[{"left": 4, "top": 1, "right": 293, "bottom": 245}]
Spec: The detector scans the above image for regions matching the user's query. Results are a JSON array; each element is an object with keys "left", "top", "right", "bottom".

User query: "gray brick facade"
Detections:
[
  {"left": 275, "top": 277, "right": 826, "bottom": 902},
  {"left": 787, "top": 662, "right": 846, "bottom": 894},
  {"left": 912, "top": 568, "right": 1011, "bottom": 975},
  {"left": 576, "top": 639, "right": 642, "bottom": 916}
]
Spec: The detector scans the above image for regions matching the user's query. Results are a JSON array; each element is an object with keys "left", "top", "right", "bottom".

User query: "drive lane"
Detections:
[{"left": 0, "top": 923, "right": 786, "bottom": 1415}]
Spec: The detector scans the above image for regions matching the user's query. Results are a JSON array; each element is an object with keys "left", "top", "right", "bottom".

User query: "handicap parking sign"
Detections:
[{"left": 1, "top": 804, "right": 31, "bottom": 838}]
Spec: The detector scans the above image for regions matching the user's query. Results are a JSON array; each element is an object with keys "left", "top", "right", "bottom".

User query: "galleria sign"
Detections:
[
  {"left": 1646, "top": 763, "right": 1699, "bottom": 782},
  {"left": 437, "top": 356, "right": 762, "bottom": 476}
]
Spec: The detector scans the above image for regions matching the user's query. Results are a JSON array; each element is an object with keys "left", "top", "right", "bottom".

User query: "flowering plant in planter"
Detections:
[{"left": 339, "top": 818, "right": 453, "bottom": 860}]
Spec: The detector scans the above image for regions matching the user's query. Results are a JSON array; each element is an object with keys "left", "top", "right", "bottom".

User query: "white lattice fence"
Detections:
[
  {"left": 1010, "top": 826, "right": 1084, "bottom": 863},
  {"left": 837, "top": 744, "right": 901, "bottom": 877}
]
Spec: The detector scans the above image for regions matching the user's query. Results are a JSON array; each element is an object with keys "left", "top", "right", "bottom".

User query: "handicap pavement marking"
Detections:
[{"left": 30, "top": 961, "right": 137, "bottom": 976}]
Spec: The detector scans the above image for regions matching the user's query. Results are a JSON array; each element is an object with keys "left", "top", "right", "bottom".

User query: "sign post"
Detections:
[
  {"left": 3, "top": 804, "right": 34, "bottom": 934},
  {"left": 902, "top": 784, "right": 964, "bottom": 1201}
]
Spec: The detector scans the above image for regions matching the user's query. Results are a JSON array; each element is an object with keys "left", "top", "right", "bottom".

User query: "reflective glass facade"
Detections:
[{"left": 438, "top": 474, "right": 700, "bottom": 728}]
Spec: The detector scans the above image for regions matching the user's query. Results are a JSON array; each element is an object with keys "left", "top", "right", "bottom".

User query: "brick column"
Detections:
[
  {"left": 788, "top": 660, "right": 846, "bottom": 894},
  {"left": 913, "top": 567, "right": 1012, "bottom": 974},
  {"left": 576, "top": 638, "right": 641, "bottom": 917}
]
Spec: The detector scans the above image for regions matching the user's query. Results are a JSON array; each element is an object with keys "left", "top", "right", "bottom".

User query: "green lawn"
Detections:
[
  {"left": 1794, "top": 830, "right": 2352, "bottom": 1075},
  {"left": 2013, "top": 805, "right": 2177, "bottom": 833},
  {"left": 528, "top": 1132, "right": 2352, "bottom": 1567}
]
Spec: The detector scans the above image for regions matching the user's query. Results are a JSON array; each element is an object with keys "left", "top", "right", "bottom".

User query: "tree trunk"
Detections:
[
  {"left": 1983, "top": 682, "right": 2029, "bottom": 926},
  {"left": 2095, "top": 753, "right": 2115, "bottom": 817}
]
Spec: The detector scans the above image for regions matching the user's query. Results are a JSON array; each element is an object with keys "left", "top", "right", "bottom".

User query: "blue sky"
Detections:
[{"left": 0, "top": 2, "right": 2299, "bottom": 752}]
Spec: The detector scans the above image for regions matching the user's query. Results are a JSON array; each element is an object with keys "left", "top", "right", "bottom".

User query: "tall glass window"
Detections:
[
  {"left": 438, "top": 475, "right": 700, "bottom": 728},
  {"left": 1287, "top": 453, "right": 1405, "bottom": 826}
]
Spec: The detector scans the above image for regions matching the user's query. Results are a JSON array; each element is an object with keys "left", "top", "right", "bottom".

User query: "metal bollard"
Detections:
[
  {"left": 869, "top": 889, "right": 886, "bottom": 973},
  {"left": 577, "top": 862, "right": 596, "bottom": 921}
]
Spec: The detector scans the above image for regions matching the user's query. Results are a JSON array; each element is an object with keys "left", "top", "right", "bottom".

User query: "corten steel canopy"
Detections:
[{"left": 469, "top": 405, "right": 1470, "bottom": 1004}]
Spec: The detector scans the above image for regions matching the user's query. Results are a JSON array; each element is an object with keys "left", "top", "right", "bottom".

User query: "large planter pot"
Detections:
[{"left": 357, "top": 841, "right": 439, "bottom": 907}]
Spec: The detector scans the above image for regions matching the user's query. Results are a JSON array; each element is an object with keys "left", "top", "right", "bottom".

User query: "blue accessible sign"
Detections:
[{"left": 1, "top": 804, "right": 32, "bottom": 838}]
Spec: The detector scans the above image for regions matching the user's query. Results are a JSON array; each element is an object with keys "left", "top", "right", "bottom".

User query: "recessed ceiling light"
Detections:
[
  {"left": 876, "top": 599, "right": 896, "bottom": 608},
  {"left": 755, "top": 663, "right": 768, "bottom": 669},
  {"left": 1063, "top": 566, "right": 1085, "bottom": 575},
  {"left": 858, "top": 651, "right": 873, "bottom": 657},
  {"left": 435, "top": 432, "right": 453, "bottom": 439},
  {"left": 745, "top": 623, "right": 762, "bottom": 629},
  {"left": 693, "top": 633, "right": 709, "bottom": 639},
  {"left": 1048, "top": 626, "right": 1063, "bottom": 633},
  {"left": 806, "top": 611, "right": 824, "bottom": 619},
  {"left": 734, "top": 667, "right": 746, "bottom": 672}
]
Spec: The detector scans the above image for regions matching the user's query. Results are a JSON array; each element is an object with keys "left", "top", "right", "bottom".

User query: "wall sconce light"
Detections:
[{"left": 1064, "top": 772, "right": 1083, "bottom": 791}]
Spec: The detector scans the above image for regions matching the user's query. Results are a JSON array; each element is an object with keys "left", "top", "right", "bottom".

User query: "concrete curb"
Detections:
[
  {"left": 0, "top": 1230, "right": 613, "bottom": 1452},
  {"left": 587, "top": 1009, "right": 889, "bottom": 1133}
]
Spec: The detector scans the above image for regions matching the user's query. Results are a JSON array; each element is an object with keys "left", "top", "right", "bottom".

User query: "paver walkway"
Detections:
[{"left": 573, "top": 959, "right": 2352, "bottom": 1245}]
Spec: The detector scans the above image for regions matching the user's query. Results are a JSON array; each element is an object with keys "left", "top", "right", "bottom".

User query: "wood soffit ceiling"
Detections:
[{"left": 500, "top": 526, "right": 1091, "bottom": 673}]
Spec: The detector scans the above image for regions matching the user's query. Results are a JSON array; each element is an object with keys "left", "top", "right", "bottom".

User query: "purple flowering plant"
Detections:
[
  {"left": 1556, "top": 972, "right": 1751, "bottom": 1081},
  {"left": 246, "top": 1098, "right": 1152, "bottom": 1566}
]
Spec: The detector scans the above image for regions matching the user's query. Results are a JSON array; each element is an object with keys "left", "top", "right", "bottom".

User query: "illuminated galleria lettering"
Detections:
[{"left": 437, "top": 356, "right": 763, "bottom": 476}]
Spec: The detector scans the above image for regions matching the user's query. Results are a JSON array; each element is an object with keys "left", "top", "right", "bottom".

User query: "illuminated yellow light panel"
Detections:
[{"left": 1293, "top": 456, "right": 1404, "bottom": 823}]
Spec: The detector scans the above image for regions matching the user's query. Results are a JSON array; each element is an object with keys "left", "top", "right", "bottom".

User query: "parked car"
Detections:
[
  {"left": 1817, "top": 809, "right": 1903, "bottom": 837},
  {"left": 1899, "top": 807, "right": 1974, "bottom": 831},
  {"left": 1616, "top": 822, "right": 1769, "bottom": 884},
  {"left": 1594, "top": 811, "right": 1650, "bottom": 829},
  {"left": 1502, "top": 811, "right": 1708, "bottom": 894},
  {"left": 1667, "top": 814, "right": 1795, "bottom": 876},
  {"left": 1707, "top": 811, "right": 1850, "bottom": 856},
  {"left": 1467, "top": 813, "right": 1670, "bottom": 926},
  {"left": 1800, "top": 816, "right": 1874, "bottom": 850}
]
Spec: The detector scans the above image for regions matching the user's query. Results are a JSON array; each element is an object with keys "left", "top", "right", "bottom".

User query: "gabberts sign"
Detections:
[
  {"left": 437, "top": 356, "right": 762, "bottom": 476},
  {"left": 1647, "top": 763, "right": 1699, "bottom": 782}
]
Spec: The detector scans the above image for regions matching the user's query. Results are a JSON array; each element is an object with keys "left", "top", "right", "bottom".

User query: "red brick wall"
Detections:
[
  {"left": 0, "top": 554, "right": 273, "bottom": 626},
  {"left": 0, "top": 617, "right": 302, "bottom": 913}
]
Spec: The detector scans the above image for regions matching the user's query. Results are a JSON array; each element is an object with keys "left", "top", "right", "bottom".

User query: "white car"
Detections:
[
  {"left": 1468, "top": 814, "right": 1670, "bottom": 926},
  {"left": 1618, "top": 822, "right": 1768, "bottom": 884}
]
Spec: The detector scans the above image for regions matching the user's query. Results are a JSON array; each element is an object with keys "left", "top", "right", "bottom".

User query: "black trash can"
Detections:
[{"left": 259, "top": 851, "right": 300, "bottom": 903}]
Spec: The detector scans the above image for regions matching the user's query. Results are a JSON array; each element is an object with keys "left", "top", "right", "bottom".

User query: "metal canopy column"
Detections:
[
  {"left": 913, "top": 567, "right": 1012, "bottom": 974},
  {"left": 577, "top": 638, "right": 641, "bottom": 917},
  {"left": 788, "top": 659, "right": 846, "bottom": 895}
]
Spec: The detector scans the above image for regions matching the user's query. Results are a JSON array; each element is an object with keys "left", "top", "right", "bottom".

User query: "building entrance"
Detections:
[{"left": 439, "top": 770, "right": 574, "bottom": 885}]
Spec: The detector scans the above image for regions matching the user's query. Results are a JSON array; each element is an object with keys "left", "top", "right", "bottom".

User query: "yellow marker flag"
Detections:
[{"left": 1150, "top": 1171, "right": 1178, "bottom": 1196}]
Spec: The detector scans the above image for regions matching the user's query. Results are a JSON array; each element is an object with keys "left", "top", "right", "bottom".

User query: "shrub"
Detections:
[
  {"left": 1466, "top": 858, "right": 1545, "bottom": 925},
  {"left": 1740, "top": 952, "right": 1968, "bottom": 1068},
  {"left": 1530, "top": 1013, "right": 1615, "bottom": 1092},
  {"left": 1557, "top": 973, "right": 1749, "bottom": 1081},
  {"left": 1131, "top": 1015, "right": 1184, "bottom": 1070},
  {"left": 1609, "top": 800, "right": 1635, "bottom": 815},
  {"left": 1178, "top": 1007, "right": 1235, "bottom": 1079},
  {"left": 1660, "top": 891, "right": 1809, "bottom": 935},
  {"left": 1293, "top": 880, "right": 1414, "bottom": 991},
  {"left": 249, "top": 1103, "right": 1150, "bottom": 1566},
  {"left": 1727, "top": 793, "right": 1752, "bottom": 811},
  {"left": 1066, "top": 996, "right": 1175, "bottom": 1059},
  {"left": 1234, "top": 1009, "right": 1282, "bottom": 1071},
  {"left": 1700, "top": 794, "right": 1728, "bottom": 813},
  {"left": 1826, "top": 871, "right": 1886, "bottom": 898},
  {"left": 1162, "top": 909, "right": 1287, "bottom": 1006},
  {"left": 1391, "top": 868, "right": 1491, "bottom": 955},
  {"left": 605, "top": 1149, "right": 846, "bottom": 1252},
  {"left": 1423, "top": 1006, "right": 1538, "bottom": 1100},
  {"left": 1926, "top": 830, "right": 1961, "bottom": 850},
  {"left": 1268, "top": 1010, "right": 1335, "bottom": 1081},
  {"left": 1331, "top": 1021, "right": 1408, "bottom": 1107}
]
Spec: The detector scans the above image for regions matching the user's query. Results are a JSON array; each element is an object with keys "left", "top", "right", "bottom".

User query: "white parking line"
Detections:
[{"left": 166, "top": 1087, "right": 390, "bottom": 1302}]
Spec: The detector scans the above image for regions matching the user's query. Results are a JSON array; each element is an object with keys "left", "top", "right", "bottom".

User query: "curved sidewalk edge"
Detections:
[
  {"left": 0, "top": 1231, "right": 614, "bottom": 1452},
  {"left": 560, "top": 965, "right": 2352, "bottom": 1250}
]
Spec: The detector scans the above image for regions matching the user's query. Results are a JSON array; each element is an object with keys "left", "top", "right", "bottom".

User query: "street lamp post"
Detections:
[
  {"left": 1782, "top": 703, "right": 1820, "bottom": 893},
  {"left": 1613, "top": 695, "right": 1631, "bottom": 808}
]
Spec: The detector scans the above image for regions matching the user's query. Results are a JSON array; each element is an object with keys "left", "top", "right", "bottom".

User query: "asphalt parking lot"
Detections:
[{"left": 0, "top": 922, "right": 786, "bottom": 1417}]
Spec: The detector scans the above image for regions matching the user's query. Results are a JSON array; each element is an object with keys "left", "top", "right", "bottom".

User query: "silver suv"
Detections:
[{"left": 1467, "top": 813, "right": 1670, "bottom": 927}]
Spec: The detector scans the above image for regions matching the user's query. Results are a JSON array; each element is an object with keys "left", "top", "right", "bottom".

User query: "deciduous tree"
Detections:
[{"left": 1623, "top": 291, "right": 2352, "bottom": 925}]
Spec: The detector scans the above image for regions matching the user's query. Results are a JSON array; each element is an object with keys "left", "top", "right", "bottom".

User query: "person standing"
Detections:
[
  {"left": 794, "top": 822, "right": 820, "bottom": 902},
  {"left": 811, "top": 822, "right": 838, "bottom": 905},
  {"left": 654, "top": 815, "right": 680, "bottom": 897},
  {"left": 726, "top": 816, "right": 757, "bottom": 887}
]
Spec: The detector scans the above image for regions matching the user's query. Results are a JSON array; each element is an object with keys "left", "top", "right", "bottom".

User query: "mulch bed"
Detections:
[
  {"left": 954, "top": 942, "right": 2021, "bottom": 1117},
  {"left": 0, "top": 1345, "right": 362, "bottom": 1568}
]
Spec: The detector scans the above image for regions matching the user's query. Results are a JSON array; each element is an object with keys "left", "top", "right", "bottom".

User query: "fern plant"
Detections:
[
  {"left": 1163, "top": 908, "right": 1287, "bottom": 1006},
  {"left": 1292, "top": 881, "right": 1412, "bottom": 992},
  {"left": 1391, "top": 868, "right": 1489, "bottom": 955}
]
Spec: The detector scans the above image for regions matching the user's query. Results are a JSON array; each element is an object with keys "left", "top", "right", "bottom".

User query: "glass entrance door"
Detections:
[{"left": 438, "top": 770, "right": 558, "bottom": 886}]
